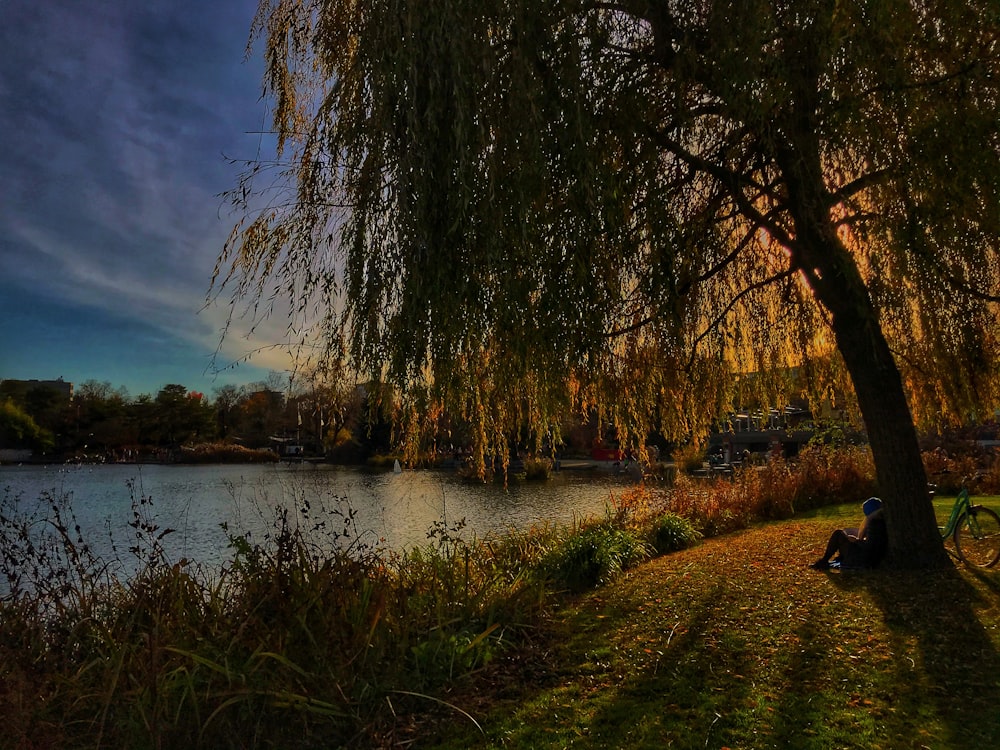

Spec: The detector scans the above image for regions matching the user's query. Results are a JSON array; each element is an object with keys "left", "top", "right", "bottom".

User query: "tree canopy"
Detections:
[
  {"left": 218, "top": 0, "right": 1000, "bottom": 567},
  {"left": 0, "top": 399, "right": 53, "bottom": 453}
]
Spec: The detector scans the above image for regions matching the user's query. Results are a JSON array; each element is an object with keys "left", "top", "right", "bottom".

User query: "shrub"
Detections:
[
  {"left": 650, "top": 444, "right": 877, "bottom": 538},
  {"left": 541, "top": 523, "right": 650, "bottom": 591},
  {"left": 922, "top": 448, "right": 998, "bottom": 494},
  {"left": 650, "top": 512, "right": 702, "bottom": 554},
  {"left": 786, "top": 444, "right": 877, "bottom": 511},
  {"left": 523, "top": 457, "right": 553, "bottom": 480},
  {"left": 672, "top": 443, "right": 706, "bottom": 472}
]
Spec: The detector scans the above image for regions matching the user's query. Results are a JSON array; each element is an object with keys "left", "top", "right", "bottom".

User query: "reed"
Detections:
[
  {"left": 0, "top": 484, "right": 549, "bottom": 748},
  {"left": 644, "top": 444, "right": 877, "bottom": 536}
]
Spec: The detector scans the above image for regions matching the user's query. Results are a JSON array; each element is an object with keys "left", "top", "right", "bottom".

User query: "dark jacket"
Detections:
[{"left": 841, "top": 510, "right": 888, "bottom": 569}]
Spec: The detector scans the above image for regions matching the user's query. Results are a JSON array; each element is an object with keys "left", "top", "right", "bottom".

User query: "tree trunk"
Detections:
[
  {"left": 782, "top": 167, "right": 950, "bottom": 569},
  {"left": 820, "top": 274, "right": 949, "bottom": 569},
  {"left": 745, "top": 9, "right": 950, "bottom": 568}
]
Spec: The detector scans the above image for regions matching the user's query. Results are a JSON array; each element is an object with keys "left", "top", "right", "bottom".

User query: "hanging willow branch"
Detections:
[{"left": 216, "top": 0, "right": 1000, "bottom": 465}]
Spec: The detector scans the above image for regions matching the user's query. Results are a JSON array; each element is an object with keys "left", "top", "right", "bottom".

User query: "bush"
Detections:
[
  {"left": 542, "top": 523, "right": 650, "bottom": 591},
  {"left": 650, "top": 444, "right": 877, "bottom": 538},
  {"left": 922, "top": 448, "right": 1000, "bottom": 494},
  {"left": 523, "top": 457, "right": 553, "bottom": 480},
  {"left": 672, "top": 443, "right": 706, "bottom": 472},
  {"left": 650, "top": 512, "right": 702, "bottom": 554}
]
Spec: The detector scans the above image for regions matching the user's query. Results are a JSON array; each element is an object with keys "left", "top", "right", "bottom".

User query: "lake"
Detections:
[{"left": 0, "top": 463, "right": 641, "bottom": 568}]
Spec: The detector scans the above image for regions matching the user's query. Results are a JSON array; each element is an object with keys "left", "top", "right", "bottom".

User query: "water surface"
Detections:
[{"left": 0, "top": 463, "right": 638, "bottom": 566}]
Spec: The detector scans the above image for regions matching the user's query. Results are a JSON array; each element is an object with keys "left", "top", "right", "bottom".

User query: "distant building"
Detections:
[
  {"left": 709, "top": 404, "right": 815, "bottom": 462},
  {"left": 0, "top": 377, "right": 74, "bottom": 401}
]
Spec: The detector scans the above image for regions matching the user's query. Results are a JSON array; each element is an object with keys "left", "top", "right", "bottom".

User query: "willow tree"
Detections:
[{"left": 217, "top": 0, "right": 1000, "bottom": 568}]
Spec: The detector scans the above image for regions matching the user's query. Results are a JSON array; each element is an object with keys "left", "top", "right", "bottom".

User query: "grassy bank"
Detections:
[
  {"left": 1, "top": 446, "right": 998, "bottom": 748},
  {"left": 423, "top": 497, "right": 1000, "bottom": 749}
]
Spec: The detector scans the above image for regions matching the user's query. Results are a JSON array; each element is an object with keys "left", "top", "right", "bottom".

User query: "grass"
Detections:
[{"left": 421, "top": 497, "right": 1000, "bottom": 750}]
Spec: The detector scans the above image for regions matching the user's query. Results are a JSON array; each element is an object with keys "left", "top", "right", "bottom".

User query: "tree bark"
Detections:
[
  {"left": 813, "top": 252, "right": 949, "bottom": 569},
  {"left": 777, "top": 147, "right": 950, "bottom": 569}
]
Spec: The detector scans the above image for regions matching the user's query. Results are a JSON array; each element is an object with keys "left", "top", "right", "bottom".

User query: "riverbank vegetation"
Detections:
[
  {"left": 2, "top": 446, "right": 997, "bottom": 747},
  {"left": 0, "top": 376, "right": 366, "bottom": 464},
  {"left": 173, "top": 442, "right": 279, "bottom": 464}
]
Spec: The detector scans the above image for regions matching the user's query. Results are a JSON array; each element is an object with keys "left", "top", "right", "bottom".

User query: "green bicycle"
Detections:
[{"left": 938, "top": 484, "right": 1000, "bottom": 568}]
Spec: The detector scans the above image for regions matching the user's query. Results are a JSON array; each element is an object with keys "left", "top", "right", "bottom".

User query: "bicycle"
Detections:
[{"left": 937, "top": 480, "right": 1000, "bottom": 568}]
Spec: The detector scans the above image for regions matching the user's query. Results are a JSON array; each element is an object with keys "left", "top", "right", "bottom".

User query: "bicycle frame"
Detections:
[{"left": 939, "top": 487, "right": 972, "bottom": 538}]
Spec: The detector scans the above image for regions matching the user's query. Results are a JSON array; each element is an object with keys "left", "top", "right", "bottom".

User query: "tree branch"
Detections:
[
  {"left": 683, "top": 268, "right": 797, "bottom": 371},
  {"left": 647, "top": 127, "right": 797, "bottom": 251}
]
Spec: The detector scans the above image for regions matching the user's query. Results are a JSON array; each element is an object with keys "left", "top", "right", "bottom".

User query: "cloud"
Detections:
[{"left": 0, "top": 0, "right": 285, "bottom": 383}]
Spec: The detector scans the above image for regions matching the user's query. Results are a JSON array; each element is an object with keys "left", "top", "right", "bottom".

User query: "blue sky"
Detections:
[{"left": 0, "top": 0, "right": 293, "bottom": 397}]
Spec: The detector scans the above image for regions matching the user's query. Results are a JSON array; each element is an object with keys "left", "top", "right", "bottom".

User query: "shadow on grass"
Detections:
[
  {"left": 826, "top": 564, "right": 1000, "bottom": 750},
  {"left": 420, "top": 524, "right": 1000, "bottom": 750}
]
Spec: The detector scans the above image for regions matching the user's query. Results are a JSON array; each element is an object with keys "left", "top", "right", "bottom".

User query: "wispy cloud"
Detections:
[{"left": 0, "top": 0, "right": 298, "bottom": 391}]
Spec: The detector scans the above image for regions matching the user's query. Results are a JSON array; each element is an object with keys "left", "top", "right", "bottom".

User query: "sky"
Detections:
[{"left": 0, "top": 0, "right": 296, "bottom": 398}]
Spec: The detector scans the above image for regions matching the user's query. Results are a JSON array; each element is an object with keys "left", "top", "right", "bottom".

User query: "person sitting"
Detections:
[{"left": 810, "top": 497, "right": 888, "bottom": 570}]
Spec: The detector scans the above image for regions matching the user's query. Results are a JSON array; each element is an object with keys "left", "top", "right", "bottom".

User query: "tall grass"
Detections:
[
  {"left": 540, "top": 522, "right": 649, "bottom": 591},
  {"left": 0, "top": 484, "right": 549, "bottom": 748},
  {"left": 608, "top": 444, "right": 877, "bottom": 539}
]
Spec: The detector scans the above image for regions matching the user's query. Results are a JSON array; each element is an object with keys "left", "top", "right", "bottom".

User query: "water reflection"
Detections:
[{"left": 0, "top": 463, "right": 639, "bottom": 567}]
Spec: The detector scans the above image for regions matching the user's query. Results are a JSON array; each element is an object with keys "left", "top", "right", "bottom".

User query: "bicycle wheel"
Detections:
[{"left": 953, "top": 505, "right": 1000, "bottom": 568}]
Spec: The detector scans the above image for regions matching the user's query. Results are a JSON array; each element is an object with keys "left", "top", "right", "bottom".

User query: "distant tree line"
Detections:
[
  {"left": 0, "top": 374, "right": 398, "bottom": 462},
  {"left": 1, "top": 373, "right": 652, "bottom": 465}
]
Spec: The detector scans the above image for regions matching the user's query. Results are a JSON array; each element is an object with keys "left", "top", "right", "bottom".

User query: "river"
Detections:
[{"left": 0, "top": 462, "right": 640, "bottom": 568}]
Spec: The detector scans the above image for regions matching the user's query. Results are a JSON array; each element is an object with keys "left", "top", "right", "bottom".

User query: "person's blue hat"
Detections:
[{"left": 863, "top": 497, "right": 883, "bottom": 516}]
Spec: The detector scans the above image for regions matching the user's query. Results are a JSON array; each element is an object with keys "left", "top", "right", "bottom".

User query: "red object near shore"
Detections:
[{"left": 591, "top": 447, "right": 624, "bottom": 461}]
